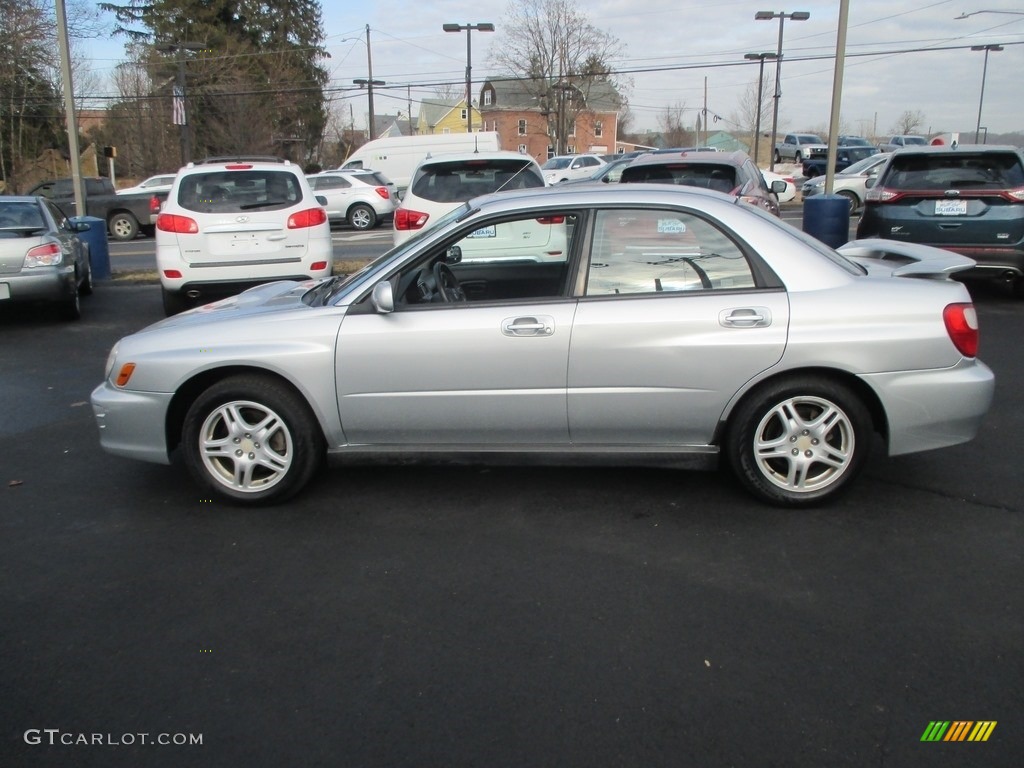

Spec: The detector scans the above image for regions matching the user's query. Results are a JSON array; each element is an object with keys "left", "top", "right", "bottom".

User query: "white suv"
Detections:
[
  {"left": 541, "top": 154, "right": 607, "bottom": 184},
  {"left": 156, "top": 158, "right": 332, "bottom": 315},
  {"left": 306, "top": 170, "right": 397, "bottom": 230}
]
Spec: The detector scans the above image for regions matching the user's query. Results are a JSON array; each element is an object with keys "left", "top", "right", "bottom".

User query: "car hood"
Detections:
[{"left": 143, "top": 280, "right": 319, "bottom": 333}]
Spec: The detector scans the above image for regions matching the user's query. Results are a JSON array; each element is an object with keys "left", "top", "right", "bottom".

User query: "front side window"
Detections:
[{"left": 585, "top": 209, "right": 755, "bottom": 296}]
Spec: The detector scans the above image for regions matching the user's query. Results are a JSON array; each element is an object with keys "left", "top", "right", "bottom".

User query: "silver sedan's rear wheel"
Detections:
[
  {"left": 726, "top": 378, "right": 872, "bottom": 506},
  {"left": 182, "top": 375, "right": 323, "bottom": 504}
]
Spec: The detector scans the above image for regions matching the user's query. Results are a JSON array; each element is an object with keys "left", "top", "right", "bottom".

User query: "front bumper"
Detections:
[{"left": 91, "top": 382, "right": 175, "bottom": 465}]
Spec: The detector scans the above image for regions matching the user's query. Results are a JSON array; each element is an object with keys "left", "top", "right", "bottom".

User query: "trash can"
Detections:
[
  {"left": 802, "top": 194, "right": 851, "bottom": 249},
  {"left": 70, "top": 216, "right": 110, "bottom": 280}
]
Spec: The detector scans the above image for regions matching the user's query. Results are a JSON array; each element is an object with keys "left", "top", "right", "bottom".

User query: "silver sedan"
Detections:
[{"left": 91, "top": 185, "right": 994, "bottom": 507}]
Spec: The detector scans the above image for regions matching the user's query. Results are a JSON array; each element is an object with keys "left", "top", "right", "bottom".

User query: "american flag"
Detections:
[{"left": 172, "top": 86, "right": 185, "bottom": 126}]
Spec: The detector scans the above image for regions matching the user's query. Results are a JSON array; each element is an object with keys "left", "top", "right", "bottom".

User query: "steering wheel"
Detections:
[{"left": 433, "top": 261, "right": 466, "bottom": 302}]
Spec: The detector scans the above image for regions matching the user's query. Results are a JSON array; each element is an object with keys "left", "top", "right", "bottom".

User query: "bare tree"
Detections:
[
  {"left": 892, "top": 109, "right": 926, "bottom": 135},
  {"left": 658, "top": 102, "right": 691, "bottom": 148},
  {"left": 490, "top": 0, "right": 625, "bottom": 154}
]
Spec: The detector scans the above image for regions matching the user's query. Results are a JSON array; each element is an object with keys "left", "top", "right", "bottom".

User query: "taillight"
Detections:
[
  {"left": 157, "top": 213, "right": 199, "bottom": 234},
  {"left": 1006, "top": 186, "right": 1024, "bottom": 202},
  {"left": 374, "top": 186, "right": 390, "bottom": 200},
  {"left": 394, "top": 208, "right": 429, "bottom": 231},
  {"left": 866, "top": 187, "right": 900, "bottom": 203},
  {"left": 310, "top": 261, "right": 328, "bottom": 271},
  {"left": 149, "top": 195, "right": 162, "bottom": 214},
  {"left": 536, "top": 215, "right": 565, "bottom": 224},
  {"left": 943, "top": 303, "right": 979, "bottom": 358},
  {"left": 224, "top": 164, "right": 253, "bottom": 170},
  {"left": 287, "top": 207, "right": 328, "bottom": 229},
  {"left": 25, "top": 242, "right": 62, "bottom": 266},
  {"left": 163, "top": 270, "right": 183, "bottom": 278}
]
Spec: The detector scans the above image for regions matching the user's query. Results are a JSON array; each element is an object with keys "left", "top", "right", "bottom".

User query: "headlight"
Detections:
[{"left": 104, "top": 343, "right": 120, "bottom": 380}]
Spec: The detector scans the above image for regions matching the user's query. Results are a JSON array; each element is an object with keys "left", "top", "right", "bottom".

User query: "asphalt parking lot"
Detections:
[{"left": 2, "top": 280, "right": 1021, "bottom": 767}]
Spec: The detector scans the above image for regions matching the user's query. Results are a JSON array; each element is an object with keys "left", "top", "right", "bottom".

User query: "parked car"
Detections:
[
  {"left": 306, "top": 170, "right": 397, "bottom": 230},
  {"left": 27, "top": 176, "right": 165, "bottom": 241},
  {"left": 563, "top": 156, "right": 635, "bottom": 185},
  {"left": 762, "top": 170, "right": 797, "bottom": 203},
  {"left": 116, "top": 174, "right": 176, "bottom": 196},
  {"left": 0, "top": 196, "right": 92, "bottom": 320},
  {"left": 774, "top": 134, "right": 828, "bottom": 164},
  {"left": 801, "top": 145, "right": 880, "bottom": 178},
  {"left": 393, "top": 151, "right": 547, "bottom": 249},
  {"left": 155, "top": 157, "right": 331, "bottom": 316},
  {"left": 801, "top": 153, "right": 890, "bottom": 215},
  {"left": 541, "top": 154, "right": 607, "bottom": 184},
  {"left": 857, "top": 144, "right": 1024, "bottom": 295},
  {"left": 619, "top": 150, "right": 786, "bottom": 216},
  {"left": 877, "top": 135, "right": 928, "bottom": 153},
  {"left": 91, "top": 184, "right": 993, "bottom": 508}
]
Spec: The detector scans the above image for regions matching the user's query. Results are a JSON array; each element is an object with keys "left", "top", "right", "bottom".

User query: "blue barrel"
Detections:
[
  {"left": 802, "top": 194, "right": 851, "bottom": 249},
  {"left": 70, "top": 216, "right": 111, "bottom": 280}
]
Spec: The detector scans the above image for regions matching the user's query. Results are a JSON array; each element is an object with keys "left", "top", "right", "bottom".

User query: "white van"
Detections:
[{"left": 339, "top": 132, "right": 501, "bottom": 193}]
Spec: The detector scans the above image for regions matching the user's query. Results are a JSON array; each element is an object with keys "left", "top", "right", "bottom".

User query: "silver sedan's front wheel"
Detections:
[
  {"left": 726, "top": 378, "right": 872, "bottom": 506},
  {"left": 182, "top": 375, "right": 324, "bottom": 504}
]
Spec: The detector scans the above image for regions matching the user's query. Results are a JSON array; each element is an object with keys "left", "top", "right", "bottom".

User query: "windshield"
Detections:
[
  {"left": 542, "top": 157, "right": 572, "bottom": 170},
  {"left": 840, "top": 155, "right": 886, "bottom": 175},
  {"left": 307, "top": 204, "right": 473, "bottom": 306}
]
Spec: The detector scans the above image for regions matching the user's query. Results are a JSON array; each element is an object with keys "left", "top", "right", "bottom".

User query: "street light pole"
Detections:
[
  {"left": 744, "top": 52, "right": 777, "bottom": 166},
  {"left": 755, "top": 10, "right": 810, "bottom": 172},
  {"left": 443, "top": 23, "right": 495, "bottom": 133},
  {"left": 971, "top": 45, "right": 1003, "bottom": 144}
]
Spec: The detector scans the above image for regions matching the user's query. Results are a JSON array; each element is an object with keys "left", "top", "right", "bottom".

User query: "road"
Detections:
[{"left": 1, "top": 275, "right": 1021, "bottom": 767}]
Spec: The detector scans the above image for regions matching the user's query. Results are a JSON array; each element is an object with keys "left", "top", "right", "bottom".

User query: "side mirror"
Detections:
[
  {"left": 371, "top": 281, "right": 394, "bottom": 314},
  {"left": 445, "top": 245, "right": 463, "bottom": 265},
  {"left": 771, "top": 180, "right": 787, "bottom": 194},
  {"left": 865, "top": 178, "right": 876, "bottom": 189},
  {"left": 73, "top": 220, "right": 92, "bottom": 232},
  {"left": 315, "top": 195, "right": 327, "bottom": 206}
]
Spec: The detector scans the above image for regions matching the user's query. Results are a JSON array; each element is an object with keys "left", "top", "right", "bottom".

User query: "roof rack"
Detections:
[{"left": 194, "top": 156, "right": 289, "bottom": 165}]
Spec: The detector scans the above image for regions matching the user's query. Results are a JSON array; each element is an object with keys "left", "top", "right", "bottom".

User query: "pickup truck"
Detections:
[
  {"left": 876, "top": 135, "right": 928, "bottom": 153},
  {"left": 801, "top": 145, "right": 880, "bottom": 178},
  {"left": 27, "top": 176, "right": 167, "bottom": 241},
  {"left": 774, "top": 133, "right": 829, "bottom": 164}
]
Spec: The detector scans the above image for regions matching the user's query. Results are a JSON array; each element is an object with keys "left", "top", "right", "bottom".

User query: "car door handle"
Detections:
[
  {"left": 502, "top": 316, "right": 554, "bottom": 337},
  {"left": 720, "top": 307, "right": 771, "bottom": 328}
]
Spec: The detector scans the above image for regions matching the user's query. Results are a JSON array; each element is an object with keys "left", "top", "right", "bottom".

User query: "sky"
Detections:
[{"left": 80, "top": 0, "right": 1024, "bottom": 140}]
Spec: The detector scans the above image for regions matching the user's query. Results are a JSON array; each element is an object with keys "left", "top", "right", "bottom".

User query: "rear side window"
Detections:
[
  {"left": 177, "top": 171, "right": 302, "bottom": 213},
  {"left": 410, "top": 159, "right": 544, "bottom": 203},
  {"left": 884, "top": 153, "right": 1024, "bottom": 191},
  {"left": 361, "top": 172, "right": 392, "bottom": 187}
]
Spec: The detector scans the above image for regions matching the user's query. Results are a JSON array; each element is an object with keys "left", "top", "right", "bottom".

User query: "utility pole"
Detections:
[{"left": 54, "top": 0, "right": 83, "bottom": 215}]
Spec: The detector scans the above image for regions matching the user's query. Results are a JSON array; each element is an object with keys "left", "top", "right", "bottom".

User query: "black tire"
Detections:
[
  {"left": 725, "top": 377, "right": 872, "bottom": 507},
  {"left": 161, "top": 287, "right": 191, "bottom": 316},
  {"left": 837, "top": 189, "right": 860, "bottom": 216},
  {"left": 774, "top": 150, "right": 782, "bottom": 164},
  {"left": 795, "top": 151, "right": 803, "bottom": 163},
  {"left": 79, "top": 255, "right": 93, "bottom": 296},
  {"left": 109, "top": 212, "right": 139, "bottom": 241},
  {"left": 181, "top": 375, "right": 324, "bottom": 505},
  {"left": 348, "top": 203, "right": 377, "bottom": 230},
  {"left": 59, "top": 286, "right": 81, "bottom": 321}
]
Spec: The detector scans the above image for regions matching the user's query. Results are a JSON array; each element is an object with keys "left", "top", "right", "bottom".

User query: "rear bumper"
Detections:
[
  {"left": 0, "top": 266, "right": 76, "bottom": 304},
  {"left": 860, "top": 358, "right": 995, "bottom": 456}
]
